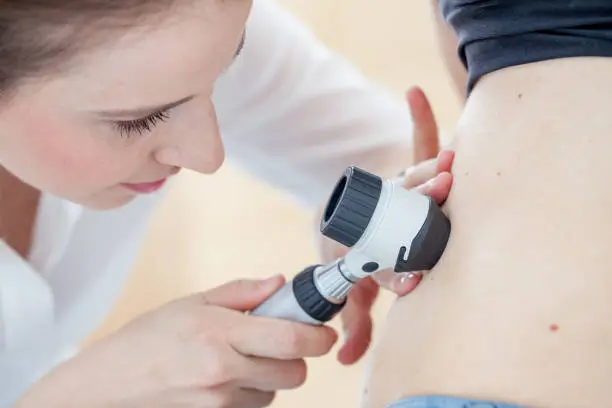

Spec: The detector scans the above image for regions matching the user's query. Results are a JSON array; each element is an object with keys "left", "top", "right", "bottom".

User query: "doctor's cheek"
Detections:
[{"left": 25, "top": 118, "right": 138, "bottom": 189}]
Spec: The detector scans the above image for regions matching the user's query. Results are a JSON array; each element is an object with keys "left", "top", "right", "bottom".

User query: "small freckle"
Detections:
[
  {"left": 518, "top": 93, "right": 523, "bottom": 99},
  {"left": 496, "top": 171, "right": 501, "bottom": 176},
  {"left": 549, "top": 324, "right": 559, "bottom": 332},
  {"left": 464, "top": 171, "right": 469, "bottom": 176}
]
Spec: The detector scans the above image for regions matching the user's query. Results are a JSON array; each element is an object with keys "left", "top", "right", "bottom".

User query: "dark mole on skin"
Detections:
[
  {"left": 518, "top": 93, "right": 523, "bottom": 99},
  {"left": 549, "top": 324, "right": 559, "bottom": 332}
]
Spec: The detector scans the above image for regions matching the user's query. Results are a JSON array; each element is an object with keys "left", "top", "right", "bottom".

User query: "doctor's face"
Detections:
[{"left": 0, "top": 0, "right": 252, "bottom": 209}]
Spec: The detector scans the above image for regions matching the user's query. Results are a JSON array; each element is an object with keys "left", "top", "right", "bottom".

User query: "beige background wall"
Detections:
[{"left": 88, "top": 1, "right": 462, "bottom": 406}]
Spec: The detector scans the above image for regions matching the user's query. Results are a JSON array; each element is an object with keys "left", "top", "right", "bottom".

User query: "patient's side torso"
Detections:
[{"left": 361, "top": 2, "right": 612, "bottom": 407}]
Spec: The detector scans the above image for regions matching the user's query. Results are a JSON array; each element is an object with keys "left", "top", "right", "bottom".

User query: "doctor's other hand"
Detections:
[
  {"left": 15, "top": 276, "right": 337, "bottom": 408},
  {"left": 372, "top": 86, "right": 454, "bottom": 296},
  {"left": 329, "top": 86, "right": 454, "bottom": 366}
]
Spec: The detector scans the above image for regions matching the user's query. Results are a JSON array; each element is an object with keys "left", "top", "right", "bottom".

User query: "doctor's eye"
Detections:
[{"left": 113, "top": 110, "right": 171, "bottom": 138}]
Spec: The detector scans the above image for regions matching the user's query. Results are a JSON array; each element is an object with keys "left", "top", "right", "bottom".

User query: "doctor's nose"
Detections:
[{"left": 154, "top": 101, "right": 225, "bottom": 174}]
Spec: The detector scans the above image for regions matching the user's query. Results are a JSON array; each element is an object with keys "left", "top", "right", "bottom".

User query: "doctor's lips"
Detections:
[
  {"left": 121, "top": 168, "right": 180, "bottom": 194},
  {"left": 121, "top": 178, "right": 167, "bottom": 193}
]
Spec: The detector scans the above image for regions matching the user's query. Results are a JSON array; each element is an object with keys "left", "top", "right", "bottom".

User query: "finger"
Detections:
[
  {"left": 401, "top": 149, "right": 455, "bottom": 190},
  {"left": 372, "top": 269, "right": 423, "bottom": 296},
  {"left": 237, "top": 357, "right": 307, "bottom": 391},
  {"left": 402, "top": 158, "right": 438, "bottom": 189},
  {"left": 414, "top": 172, "right": 453, "bottom": 205},
  {"left": 200, "top": 275, "right": 286, "bottom": 311},
  {"left": 210, "top": 387, "right": 276, "bottom": 408},
  {"left": 347, "top": 276, "right": 378, "bottom": 311},
  {"left": 436, "top": 149, "right": 455, "bottom": 174},
  {"left": 230, "top": 317, "right": 338, "bottom": 360},
  {"left": 337, "top": 279, "right": 378, "bottom": 365},
  {"left": 232, "top": 389, "right": 276, "bottom": 408},
  {"left": 337, "top": 307, "right": 372, "bottom": 366},
  {"left": 407, "top": 86, "right": 439, "bottom": 162}
]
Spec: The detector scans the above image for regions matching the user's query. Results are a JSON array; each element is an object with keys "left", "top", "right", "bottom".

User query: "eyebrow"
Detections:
[
  {"left": 95, "top": 95, "right": 195, "bottom": 120},
  {"left": 95, "top": 32, "right": 245, "bottom": 120}
]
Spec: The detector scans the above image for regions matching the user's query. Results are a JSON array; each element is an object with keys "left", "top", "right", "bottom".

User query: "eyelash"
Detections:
[{"left": 113, "top": 110, "right": 171, "bottom": 138}]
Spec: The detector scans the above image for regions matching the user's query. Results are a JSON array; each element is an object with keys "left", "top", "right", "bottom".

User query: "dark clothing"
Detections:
[{"left": 438, "top": 0, "right": 612, "bottom": 93}]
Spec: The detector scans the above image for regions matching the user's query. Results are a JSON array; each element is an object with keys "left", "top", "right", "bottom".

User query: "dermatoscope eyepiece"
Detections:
[{"left": 320, "top": 166, "right": 383, "bottom": 248}]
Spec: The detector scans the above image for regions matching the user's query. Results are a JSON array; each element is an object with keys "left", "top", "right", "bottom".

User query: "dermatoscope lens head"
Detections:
[{"left": 320, "top": 166, "right": 382, "bottom": 247}]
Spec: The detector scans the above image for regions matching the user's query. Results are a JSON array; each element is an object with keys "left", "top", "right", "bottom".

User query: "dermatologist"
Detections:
[{"left": 1, "top": 0, "right": 454, "bottom": 407}]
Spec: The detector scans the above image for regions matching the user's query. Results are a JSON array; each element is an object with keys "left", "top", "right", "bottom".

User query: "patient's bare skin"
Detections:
[{"left": 361, "top": 57, "right": 612, "bottom": 408}]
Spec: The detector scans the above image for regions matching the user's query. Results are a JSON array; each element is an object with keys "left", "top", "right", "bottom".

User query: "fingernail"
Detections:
[
  {"left": 399, "top": 272, "right": 417, "bottom": 284},
  {"left": 417, "top": 179, "right": 435, "bottom": 195},
  {"left": 343, "top": 329, "right": 351, "bottom": 345},
  {"left": 426, "top": 174, "right": 442, "bottom": 187},
  {"left": 391, "top": 273, "right": 413, "bottom": 292},
  {"left": 263, "top": 274, "right": 281, "bottom": 284}
]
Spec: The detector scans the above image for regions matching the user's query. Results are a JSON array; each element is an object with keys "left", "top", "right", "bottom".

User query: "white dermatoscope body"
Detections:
[{"left": 251, "top": 166, "right": 451, "bottom": 325}]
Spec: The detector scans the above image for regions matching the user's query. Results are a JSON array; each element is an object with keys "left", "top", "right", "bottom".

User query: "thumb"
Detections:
[
  {"left": 407, "top": 86, "right": 439, "bottom": 163},
  {"left": 200, "top": 275, "right": 286, "bottom": 311},
  {"left": 372, "top": 269, "right": 422, "bottom": 296}
]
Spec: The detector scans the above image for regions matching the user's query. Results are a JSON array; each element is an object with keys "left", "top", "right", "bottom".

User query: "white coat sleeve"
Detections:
[{"left": 212, "top": 0, "right": 415, "bottom": 210}]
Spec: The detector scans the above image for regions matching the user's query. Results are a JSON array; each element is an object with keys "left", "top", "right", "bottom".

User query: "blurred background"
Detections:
[{"left": 88, "top": 0, "right": 462, "bottom": 406}]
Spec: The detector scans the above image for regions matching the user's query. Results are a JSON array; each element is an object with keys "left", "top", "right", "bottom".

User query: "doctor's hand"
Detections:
[
  {"left": 317, "top": 86, "right": 455, "bottom": 365},
  {"left": 15, "top": 277, "right": 337, "bottom": 408},
  {"left": 371, "top": 87, "right": 454, "bottom": 295}
]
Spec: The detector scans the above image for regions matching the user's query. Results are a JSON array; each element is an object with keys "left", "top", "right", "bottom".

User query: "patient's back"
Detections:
[{"left": 361, "top": 2, "right": 612, "bottom": 407}]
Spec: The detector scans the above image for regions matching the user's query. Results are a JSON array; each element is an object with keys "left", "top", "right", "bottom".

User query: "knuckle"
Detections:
[
  {"left": 261, "top": 391, "right": 277, "bottom": 407},
  {"left": 279, "top": 326, "right": 305, "bottom": 357},
  {"left": 199, "top": 350, "right": 234, "bottom": 387},
  {"left": 320, "top": 328, "right": 337, "bottom": 352},
  {"left": 228, "top": 278, "right": 261, "bottom": 292},
  {"left": 202, "top": 278, "right": 258, "bottom": 301},
  {"left": 226, "top": 278, "right": 249, "bottom": 290},
  {"left": 209, "top": 392, "right": 233, "bottom": 408},
  {"left": 287, "top": 359, "right": 308, "bottom": 388}
]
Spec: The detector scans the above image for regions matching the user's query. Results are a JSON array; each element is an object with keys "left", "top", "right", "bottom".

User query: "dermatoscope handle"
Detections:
[{"left": 250, "top": 265, "right": 346, "bottom": 325}]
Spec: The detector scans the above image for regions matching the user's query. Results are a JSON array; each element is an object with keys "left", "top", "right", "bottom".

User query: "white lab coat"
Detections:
[{"left": 0, "top": 0, "right": 413, "bottom": 405}]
